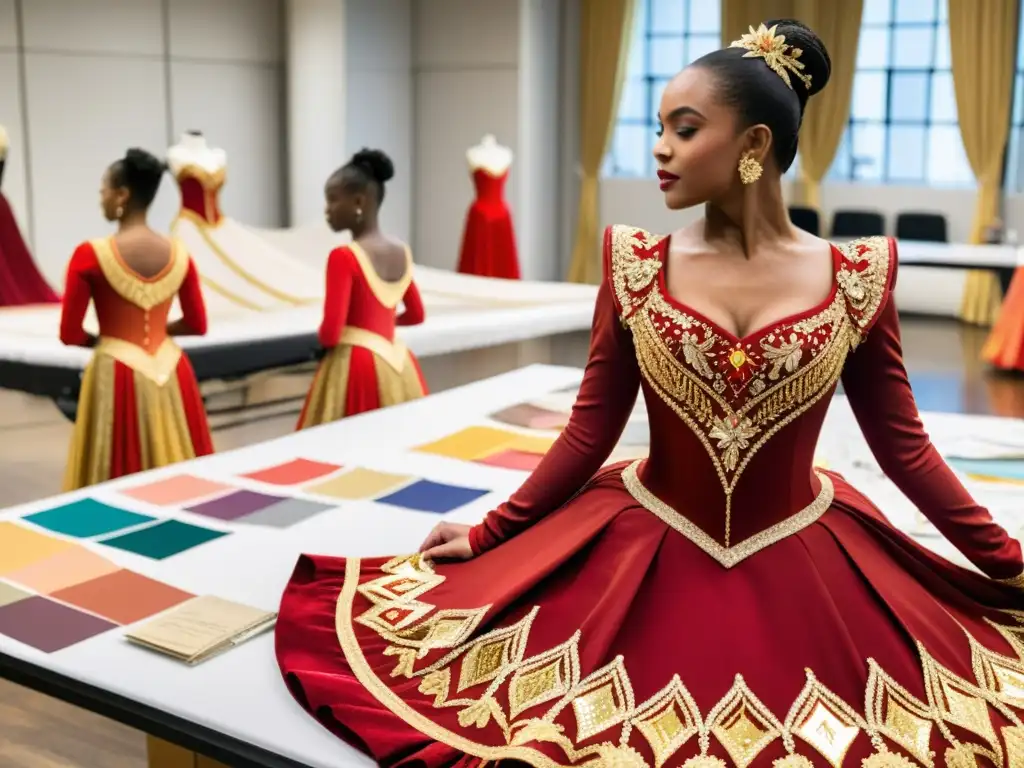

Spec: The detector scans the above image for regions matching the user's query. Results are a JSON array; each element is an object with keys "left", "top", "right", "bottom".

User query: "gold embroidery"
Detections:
[
  {"left": 94, "top": 337, "right": 182, "bottom": 386},
  {"left": 91, "top": 237, "right": 189, "bottom": 310},
  {"left": 609, "top": 227, "right": 891, "bottom": 546},
  {"left": 996, "top": 570, "right": 1024, "bottom": 589},
  {"left": 348, "top": 242, "right": 414, "bottom": 309},
  {"left": 335, "top": 556, "right": 1024, "bottom": 768},
  {"left": 622, "top": 461, "right": 834, "bottom": 569}
]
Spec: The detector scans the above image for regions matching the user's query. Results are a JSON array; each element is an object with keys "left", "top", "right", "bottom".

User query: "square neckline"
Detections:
[{"left": 654, "top": 234, "right": 842, "bottom": 346}]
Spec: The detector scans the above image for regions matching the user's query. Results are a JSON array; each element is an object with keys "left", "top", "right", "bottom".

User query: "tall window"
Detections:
[
  {"left": 605, "top": 0, "right": 721, "bottom": 177},
  {"left": 830, "top": 0, "right": 973, "bottom": 186},
  {"left": 1004, "top": 7, "right": 1024, "bottom": 192}
]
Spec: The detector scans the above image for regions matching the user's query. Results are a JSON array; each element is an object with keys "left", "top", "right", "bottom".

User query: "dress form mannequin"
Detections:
[
  {"left": 466, "top": 134, "right": 513, "bottom": 176},
  {"left": 457, "top": 134, "right": 520, "bottom": 278},
  {"left": 168, "top": 131, "right": 227, "bottom": 225}
]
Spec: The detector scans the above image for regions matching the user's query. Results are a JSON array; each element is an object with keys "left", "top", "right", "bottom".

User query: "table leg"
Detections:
[{"left": 147, "top": 736, "right": 230, "bottom": 768}]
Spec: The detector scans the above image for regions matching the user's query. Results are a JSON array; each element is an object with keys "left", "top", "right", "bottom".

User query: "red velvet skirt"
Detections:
[{"left": 275, "top": 465, "right": 1024, "bottom": 767}]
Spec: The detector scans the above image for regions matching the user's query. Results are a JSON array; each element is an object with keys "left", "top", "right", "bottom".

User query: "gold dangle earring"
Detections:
[
  {"left": 355, "top": 207, "right": 363, "bottom": 224},
  {"left": 738, "top": 152, "right": 763, "bottom": 185},
  {"left": 115, "top": 205, "right": 124, "bottom": 219}
]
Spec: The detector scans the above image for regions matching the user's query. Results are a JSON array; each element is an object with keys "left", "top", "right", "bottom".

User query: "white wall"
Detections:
[
  {"left": 345, "top": 0, "right": 413, "bottom": 242},
  {"left": 0, "top": 0, "right": 284, "bottom": 287}
]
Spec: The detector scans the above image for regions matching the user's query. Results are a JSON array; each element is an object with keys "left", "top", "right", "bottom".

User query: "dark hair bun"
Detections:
[
  {"left": 763, "top": 19, "right": 831, "bottom": 100},
  {"left": 351, "top": 148, "right": 394, "bottom": 184},
  {"left": 122, "top": 147, "right": 166, "bottom": 182}
]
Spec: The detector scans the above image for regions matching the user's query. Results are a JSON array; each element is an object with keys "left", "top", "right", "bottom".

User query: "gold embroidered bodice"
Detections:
[
  {"left": 174, "top": 164, "right": 226, "bottom": 225},
  {"left": 610, "top": 226, "right": 893, "bottom": 559}
]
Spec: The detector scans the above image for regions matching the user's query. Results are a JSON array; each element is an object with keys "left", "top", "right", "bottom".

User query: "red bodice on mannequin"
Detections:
[
  {"left": 276, "top": 228, "right": 1024, "bottom": 767},
  {"left": 456, "top": 168, "right": 520, "bottom": 279},
  {"left": 175, "top": 166, "right": 225, "bottom": 225}
]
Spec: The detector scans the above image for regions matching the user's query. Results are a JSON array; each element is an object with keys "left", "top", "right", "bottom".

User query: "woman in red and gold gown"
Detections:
[
  {"left": 297, "top": 149, "right": 427, "bottom": 429},
  {"left": 276, "top": 23, "right": 1024, "bottom": 766},
  {"left": 61, "top": 148, "right": 213, "bottom": 491}
]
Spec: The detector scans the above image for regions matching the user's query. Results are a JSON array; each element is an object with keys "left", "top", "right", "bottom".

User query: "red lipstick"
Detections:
[{"left": 657, "top": 169, "right": 679, "bottom": 191}]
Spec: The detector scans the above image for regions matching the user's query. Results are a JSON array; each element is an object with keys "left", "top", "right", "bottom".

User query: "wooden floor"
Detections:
[{"left": 0, "top": 316, "right": 1020, "bottom": 766}]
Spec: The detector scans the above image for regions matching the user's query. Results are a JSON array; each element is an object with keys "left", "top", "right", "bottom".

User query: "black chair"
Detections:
[
  {"left": 895, "top": 212, "right": 948, "bottom": 242},
  {"left": 788, "top": 206, "right": 820, "bottom": 235},
  {"left": 830, "top": 210, "right": 886, "bottom": 238}
]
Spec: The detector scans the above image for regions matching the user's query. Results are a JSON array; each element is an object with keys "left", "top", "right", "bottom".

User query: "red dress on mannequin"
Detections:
[
  {"left": 296, "top": 243, "right": 428, "bottom": 429},
  {"left": 0, "top": 183, "right": 59, "bottom": 306},
  {"left": 60, "top": 238, "right": 213, "bottom": 490},
  {"left": 456, "top": 168, "right": 520, "bottom": 279},
  {"left": 277, "top": 228, "right": 1024, "bottom": 767}
]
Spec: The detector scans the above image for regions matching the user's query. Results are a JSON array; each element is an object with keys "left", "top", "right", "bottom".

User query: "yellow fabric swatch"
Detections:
[
  {"left": 505, "top": 434, "right": 556, "bottom": 455},
  {"left": 415, "top": 426, "right": 522, "bottom": 461},
  {"left": 305, "top": 467, "right": 413, "bottom": 499},
  {"left": 0, "top": 522, "right": 76, "bottom": 575},
  {"left": 0, "top": 581, "right": 30, "bottom": 608}
]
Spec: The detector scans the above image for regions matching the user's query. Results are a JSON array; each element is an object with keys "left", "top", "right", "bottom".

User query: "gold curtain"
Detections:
[
  {"left": 566, "top": 0, "right": 637, "bottom": 284},
  {"left": 720, "top": 0, "right": 795, "bottom": 48},
  {"left": 792, "top": 0, "right": 863, "bottom": 208},
  {"left": 948, "top": 0, "right": 1018, "bottom": 325}
]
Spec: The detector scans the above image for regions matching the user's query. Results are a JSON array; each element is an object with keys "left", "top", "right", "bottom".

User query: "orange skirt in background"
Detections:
[
  {"left": 297, "top": 328, "right": 427, "bottom": 431},
  {"left": 63, "top": 337, "right": 214, "bottom": 492},
  {"left": 982, "top": 268, "right": 1024, "bottom": 371}
]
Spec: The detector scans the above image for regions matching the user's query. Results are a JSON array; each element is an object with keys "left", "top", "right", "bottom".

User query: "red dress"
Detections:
[
  {"left": 296, "top": 242, "right": 428, "bottom": 429},
  {"left": 982, "top": 269, "right": 1024, "bottom": 371},
  {"left": 60, "top": 237, "right": 213, "bottom": 491},
  {"left": 0, "top": 190, "right": 59, "bottom": 305},
  {"left": 456, "top": 168, "right": 520, "bottom": 279},
  {"left": 276, "top": 227, "right": 1024, "bottom": 767}
]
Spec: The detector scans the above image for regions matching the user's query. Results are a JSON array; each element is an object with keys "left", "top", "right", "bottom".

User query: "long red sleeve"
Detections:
[
  {"left": 398, "top": 280, "right": 425, "bottom": 326},
  {"left": 59, "top": 243, "right": 95, "bottom": 346},
  {"left": 176, "top": 258, "right": 208, "bottom": 336},
  {"left": 469, "top": 277, "right": 641, "bottom": 555},
  {"left": 319, "top": 247, "right": 354, "bottom": 348},
  {"left": 841, "top": 258, "right": 1024, "bottom": 581}
]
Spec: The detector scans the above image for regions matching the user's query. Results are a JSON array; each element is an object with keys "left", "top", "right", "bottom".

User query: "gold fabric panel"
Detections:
[
  {"left": 62, "top": 353, "right": 116, "bottom": 491},
  {"left": 297, "top": 345, "right": 354, "bottom": 430},
  {"left": 348, "top": 243, "right": 413, "bottom": 310},
  {"left": 94, "top": 337, "right": 182, "bottom": 386},
  {"left": 334, "top": 556, "right": 1024, "bottom": 767},
  {"left": 91, "top": 237, "right": 189, "bottom": 310}
]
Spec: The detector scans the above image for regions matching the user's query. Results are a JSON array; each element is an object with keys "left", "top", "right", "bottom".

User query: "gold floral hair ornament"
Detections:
[{"left": 729, "top": 23, "right": 812, "bottom": 91}]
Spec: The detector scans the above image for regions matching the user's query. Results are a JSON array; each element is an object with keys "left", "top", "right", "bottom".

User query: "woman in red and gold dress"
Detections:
[
  {"left": 61, "top": 148, "right": 213, "bottom": 491},
  {"left": 297, "top": 149, "right": 427, "bottom": 429},
  {"left": 277, "top": 22, "right": 1024, "bottom": 767}
]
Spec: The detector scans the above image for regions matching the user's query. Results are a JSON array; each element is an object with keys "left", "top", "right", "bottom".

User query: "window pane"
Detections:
[
  {"left": 687, "top": 34, "right": 719, "bottom": 63},
  {"left": 619, "top": 77, "right": 647, "bottom": 121},
  {"left": 1008, "top": 127, "right": 1024, "bottom": 192},
  {"left": 937, "top": 0, "right": 948, "bottom": 23},
  {"left": 862, "top": 0, "right": 892, "bottom": 25},
  {"left": 892, "top": 26, "right": 935, "bottom": 69},
  {"left": 856, "top": 26, "right": 891, "bottom": 69},
  {"left": 610, "top": 124, "right": 651, "bottom": 177},
  {"left": 895, "top": 0, "right": 938, "bottom": 23},
  {"left": 926, "top": 125, "right": 973, "bottom": 186},
  {"left": 626, "top": 16, "right": 647, "bottom": 76},
  {"left": 827, "top": 128, "right": 853, "bottom": 180},
  {"left": 890, "top": 72, "right": 928, "bottom": 122},
  {"left": 934, "top": 28, "right": 950, "bottom": 69},
  {"left": 888, "top": 125, "right": 926, "bottom": 181},
  {"left": 852, "top": 123, "right": 885, "bottom": 181},
  {"left": 649, "top": 77, "right": 671, "bottom": 121},
  {"left": 929, "top": 71, "right": 957, "bottom": 122},
  {"left": 1014, "top": 74, "right": 1024, "bottom": 128},
  {"left": 687, "top": 0, "right": 718, "bottom": 34},
  {"left": 851, "top": 71, "right": 888, "bottom": 121},
  {"left": 651, "top": 0, "right": 685, "bottom": 34},
  {"left": 650, "top": 36, "right": 685, "bottom": 77}
]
